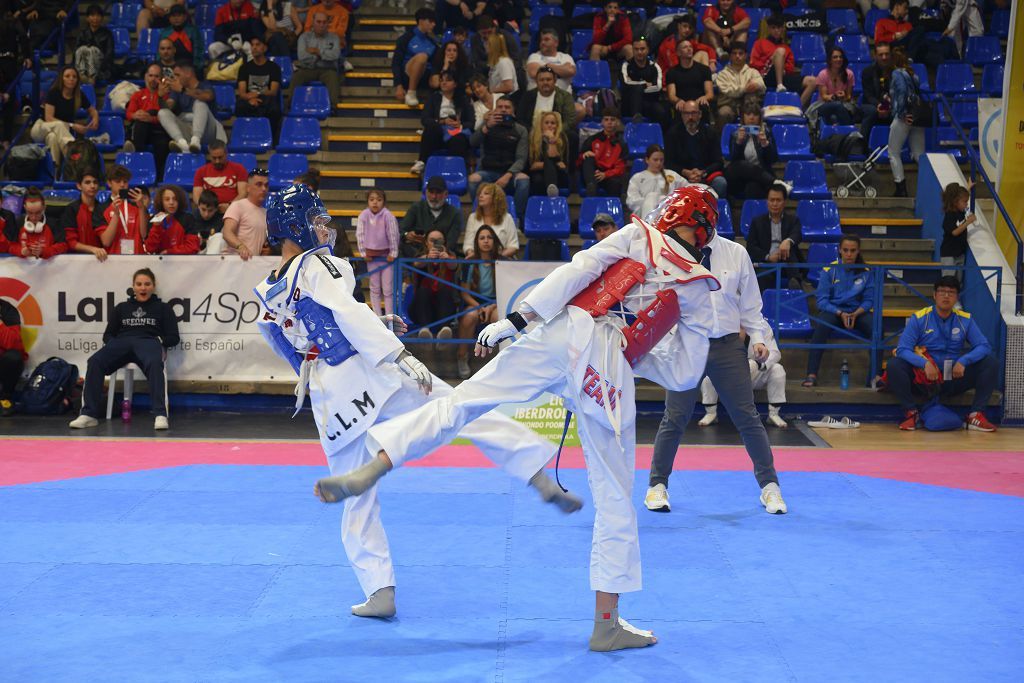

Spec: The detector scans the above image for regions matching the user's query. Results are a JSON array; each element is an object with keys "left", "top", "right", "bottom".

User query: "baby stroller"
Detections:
[{"left": 832, "top": 145, "right": 886, "bottom": 198}]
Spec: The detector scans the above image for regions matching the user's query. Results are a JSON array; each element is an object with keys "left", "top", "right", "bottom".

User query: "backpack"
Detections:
[
  {"left": 60, "top": 138, "right": 102, "bottom": 183},
  {"left": 206, "top": 49, "right": 244, "bottom": 81},
  {"left": 5, "top": 144, "right": 45, "bottom": 180},
  {"left": 20, "top": 357, "right": 80, "bottom": 415}
]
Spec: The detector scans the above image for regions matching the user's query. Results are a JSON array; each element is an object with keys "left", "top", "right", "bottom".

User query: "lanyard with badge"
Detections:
[
  {"left": 119, "top": 195, "right": 134, "bottom": 255},
  {"left": 931, "top": 310, "right": 956, "bottom": 381}
]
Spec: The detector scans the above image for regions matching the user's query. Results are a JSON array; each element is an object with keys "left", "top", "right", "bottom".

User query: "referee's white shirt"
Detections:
[{"left": 701, "top": 234, "right": 772, "bottom": 346}]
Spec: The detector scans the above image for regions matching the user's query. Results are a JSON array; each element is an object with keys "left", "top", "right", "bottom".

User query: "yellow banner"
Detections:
[{"left": 997, "top": 3, "right": 1024, "bottom": 267}]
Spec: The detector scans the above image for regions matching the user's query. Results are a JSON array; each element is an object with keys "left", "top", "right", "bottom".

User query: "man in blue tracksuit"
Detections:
[
  {"left": 888, "top": 276, "right": 999, "bottom": 431},
  {"left": 391, "top": 7, "right": 439, "bottom": 107}
]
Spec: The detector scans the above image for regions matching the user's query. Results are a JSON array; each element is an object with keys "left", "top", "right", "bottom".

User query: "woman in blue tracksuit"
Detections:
[{"left": 803, "top": 234, "right": 881, "bottom": 387}]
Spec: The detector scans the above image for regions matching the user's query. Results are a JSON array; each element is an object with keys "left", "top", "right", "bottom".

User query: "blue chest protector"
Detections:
[{"left": 293, "top": 296, "right": 358, "bottom": 366}]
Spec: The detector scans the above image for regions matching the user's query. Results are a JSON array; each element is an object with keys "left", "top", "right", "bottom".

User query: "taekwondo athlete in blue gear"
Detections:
[{"left": 254, "top": 185, "right": 582, "bottom": 619}]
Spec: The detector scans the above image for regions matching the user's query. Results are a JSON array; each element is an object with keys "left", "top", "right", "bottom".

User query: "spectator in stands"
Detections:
[
  {"left": 701, "top": 0, "right": 750, "bottom": 58},
  {"left": 302, "top": 0, "right": 349, "bottom": 51},
  {"left": 400, "top": 175, "right": 463, "bottom": 256},
  {"left": 356, "top": 187, "right": 400, "bottom": 317},
  {"left": 75, "top": 4, "right": 114, "bottom": 85},
  {"left": 58, "top": 170, "right": 108, "bottom": 261},
  {"left": 412, "top": 69, "right": 474, "bottom": 174},
  {"left": 70, "top": 267, "right": 180, "bottom": 431},
  {"left": 262, "top": 0, "right": 303, "bottom": 56},
  {"left": 750, "top": 14, "right": 817, "bottom": 106},
  {"left": 875, "top": 0, "right": 958, "bottom": 77},
  {"left": 210, "top": 0, "right": 264, "bottom": 60},
  {"left": 456, "top": 224, "right": 503, "bottom": 378},
  {"left": 591, "top": 212, "right": 619, "bottom": 242},
  {"left": 463, "top": 182, "right": 519, "bottom": 258},
  {"left": 392, "top": 7, "right": 438, "bottom": 107},
  {"left": 137, "top": 0, "right": 186, "bottom": 35},
  {"left": 859, "top": 42, "right": 893, "bottom": 139},
  {"left": 411, "top": 227, "right": 459, "bottom": 338},
  {"left": 29, "top": 66, "right": 99, "bottom": 168},
  {"left": 527, "top": 111, "right": 570, "bottom": 198},
  {"left": 589, "top": 1, "right": 633, "bottom": 63},
  {"left": 943, "top": 0, "right": 984, "bottom": 57},
  {"left": 123, "top": 63, "right": 172, "bottom": 179},
  {"left": 291, "top": 11, "right": 341, "bottom": 109},
  {"left": 235, "top": 36, "right": 283, "bottom": 144},
  {"left": 889, "top": 276, "right": 999, "bottom": 432},
  {"left": 526, "top": 28, "right": 576, "bottom": 93},
  {"left": 713, "top": 42, "right": 765, "bottom": 124},
  {"left": 620, "top": 37, "right": 667, "bottom": 127},
  {"left": 468, "top": 14, "right": 523, "bottom": 85},
  {"left": 221, "top": 167, "right": 269, "bottom": 259},
  {"left": 156, "top": 39, "right": 179, "bottom": 79},
  {"left": 517, "top": 66, "right": 576, "bottom": 132},
  {"left": 24, "top": 0, "right": 71, "bottom": 50},
  {"left": 192, "top": 140, "right": 247, "bottom": 212},
  {"left": 0, "top": 6, "right": 30, "bottom": 153},
  {"left": 160, "top": 63, "right": 220, "bottom": 154},
  {"left": 486, "top": 0, "right": 524, "bottom": 33},
  {"left": 579, "top": 107, "right": 628, "bottom": 200},
  {"left": 434, "top": 0, "right": 480, "bottom": 34},
  {"left": 470, "top": 74, "right": 496, "bottom": 131},
  {"left": 193, "top": 189, "right": 224, "bottom": 252},
  {"left": 469, "top": 96, "right": 529, "bottom": 221},
  {"left": 0, "top": 291, "right": 25, "bottom": 416},
  {"left": 803, "top": 234, "right": 880, "bottom": 388},
  {"left": 101, "top": 163, "right": 150, "bottom": 255},
  {"left": 888, "top": 47, "right": 926, "bottom": 198},
  {"left": 746, "top": 182, "right": 802, "bottom": 291},
  {"left": 940, "top": 182, "right": 975, "bottom": 276},
  {"left": 724, "top": 104, "right": 777, "bottom": 201},
  {"left": 145, "top": 184, "right": 200, "bottom": 254},
  {"left": 657, "top": 14, "right": 716, "bottom": 75},
  {"left": 428, "top": 40, "right": 471, "bottom": 90},
  {"left": 9, "top": 188, "right": 66, "bottom": 259},
  {"left": 665, "top": 40, "right": 713, "bottom": 122},
  {"left": 485, "top": 31, "right": 518, "bottom": 98},
  {"left": 700, "top": 330, "right": 788, "bottom": 428},
  {"left": 626, "top": 143, "right": 685, "bottom": 218},
  {"left": 811, "top": 48, "right": 856, "bottom": 126},
  {"left": 160, "top": 4, "right": 204, "bottom": 69},
  {"left": 665, "top": 100, "right": 727, "bottom": 197}
]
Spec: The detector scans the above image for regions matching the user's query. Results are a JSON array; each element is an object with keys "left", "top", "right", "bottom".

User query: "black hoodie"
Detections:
[{"left": 103, "top": 295, "right": 180, "bottom": 347}]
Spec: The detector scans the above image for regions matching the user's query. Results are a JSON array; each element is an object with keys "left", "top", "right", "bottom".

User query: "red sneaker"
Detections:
[
  {"left": 899, "top": 410, "right": 919, "bottom": 431},
  {"left": 966, "top": 411, "right": 997, "bottom": 432}
]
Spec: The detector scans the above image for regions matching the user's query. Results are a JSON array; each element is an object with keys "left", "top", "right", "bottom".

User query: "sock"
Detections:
[
  {"left": 351, "top": 586, "right": 396, "bottom": 618},
  {"left": 704, "top": 403, "right": 718, "bottom": 417},
  {"left": 589, "top": 608, "right": 657, "bottom": 652},
  {"left": 768, "top": 404, "right": 781, "bottom": 417},
  {"left": 529, "top": 470, "right": 583, "bottom": 514},
  {"left": 315, "top": 457, "right": 389, "bottom": 503}
]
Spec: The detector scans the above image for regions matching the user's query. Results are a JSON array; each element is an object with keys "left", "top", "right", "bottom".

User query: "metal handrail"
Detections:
[{"left": 935, "top": 93, "right": 1023, "bottom": 316}]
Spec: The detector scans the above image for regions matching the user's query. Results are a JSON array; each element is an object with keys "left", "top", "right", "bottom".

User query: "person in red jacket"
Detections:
[
  {"left": 874, "top": 0, "right": 914, "bottom": 46},
  {"left": 10, "top": 188, "right": 68, "bottom": 259},
  {"left": 750, "top": 14, "right": 818, "bottom": 106},
  {"left": 102, "top": 164, "right": 150, "bottom": 255},
  {"left": 124, "top": 63, "right": 172, "bottom": 181},
  {"left": 657, "top": 14, "right": 717, "bottom": 75},
  {"left": 702, "top": 0, "right": 750, "bottom": 58},
  {"left": 145, "top": 184, "right": 201, "bottom": 254},
  {"left": 579, "top": 107, "right": 628, "bottom": 199},
  {"left": 0, "top": 297, "right": 26, "bottom": 416},
  {"left": 57, "top": 170, "right": 110, "bottom": 261},
  {"left": 589, "top": 1, "right": 633, "bottom": 63}
]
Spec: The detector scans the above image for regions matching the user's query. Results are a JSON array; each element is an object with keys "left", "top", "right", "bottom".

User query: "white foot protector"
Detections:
[
  {"left": 351, "top": 586, "right": 396, "bottom": 618},
  {"left": 315, "top": 457, "right": 389, "bottom": 503},
  {"left": 529, "top": 470, "right": 583, "bottom": 514},
  {"left": 589, "top": 608, "right": 657, "bottom": 652}
]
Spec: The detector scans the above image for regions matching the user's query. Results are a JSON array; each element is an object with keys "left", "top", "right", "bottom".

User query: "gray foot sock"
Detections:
[
  {"left": 316, "top": 457, "right": 389, "bottom": 503},
  {"left": 589, "top": 608, "right": 657, "bottom": 652},
  {"left": 351, "top": 586, "right": 396, "bottom": 618},
  {"left": 529, "top": 470, "right": 583, "bottom": 513}
]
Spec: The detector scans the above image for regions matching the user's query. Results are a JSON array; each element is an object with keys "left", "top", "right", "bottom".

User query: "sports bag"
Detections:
[
  {"left": 20, "top": 357, "right": 80, "bottom": 415},
  {"left": 920, "top": 400, "right": 962, "bottom": 431},
  {"left": 60, "top": 138, "right": 101, "bottom": 183},
  {"left": 5, "top": 144, "right": 44, "bottom": 180}
]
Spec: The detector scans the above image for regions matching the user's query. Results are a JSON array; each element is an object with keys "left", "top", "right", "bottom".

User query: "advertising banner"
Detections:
[
  {"left": 996, "top": 4, "right": 1024, "bottom": 266},
  {"left": 978, "top": 97, "right": 1002, "bottom": 183}
]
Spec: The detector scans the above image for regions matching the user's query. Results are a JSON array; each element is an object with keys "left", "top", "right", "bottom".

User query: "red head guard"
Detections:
[{"left": 645, "top": 184, "right": 719, "bottom": 250}]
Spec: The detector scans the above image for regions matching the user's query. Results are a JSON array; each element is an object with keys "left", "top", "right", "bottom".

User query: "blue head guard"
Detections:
[{"left": 265, "top": 184, "right": 336, "bottom": 252}]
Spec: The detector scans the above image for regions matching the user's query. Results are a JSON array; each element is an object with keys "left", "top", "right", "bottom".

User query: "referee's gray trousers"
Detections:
[{"left": 648, "top": 333, "right": 779, "bottom": 489}]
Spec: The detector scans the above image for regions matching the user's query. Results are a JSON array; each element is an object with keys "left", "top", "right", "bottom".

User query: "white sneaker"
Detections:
[
  {"left": 171, "top": 138, "right": 189, "bottom": 153},
  {"left": 776, "top": 84, "right": 787, "bottom": 93},
  {"left": 416, "top": 327, "right": 433, "bottom": 340},
  {"left": 546, "top": 183, "right": 559, "bottom": 198},
  {"left": 760, "top": 482, "right": 788, "bottom": 514},
  {"left": 698, "top": 407, "right": 718, "bottom": 426},
  {"left": 404, "top": 91, "right": 419, "bottom": 106},
  {"left": 69, "top": 414, "right": 99, "bottom": 429},
  {"left": 457, "top": 356, "right": 471, "bottom": 379},
  {"left": 767, "top": 409, "right": 788, "bottom": 428},
  {"left": 122, "top": 140, "right": 135, "bottom": 152},
  {"left": 344, "top": 60, "right": 355, "bottom": 72},
  {"left": 644, "top": 484, "right": 670, "bottom": 512},
  {"left": 154, "top": 415, "right": 169, "bottom": 430},
  {"left": 189, "top": 137, "right": 201, "bottom": 153},
  {"left": 410, "top": 159, "right": 425, "bottom": 174},
  {"left": 436, "top": 325, "right": 452, "bottom": 352}
]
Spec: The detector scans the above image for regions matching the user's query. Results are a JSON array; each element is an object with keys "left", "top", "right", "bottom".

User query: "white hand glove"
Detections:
[
  {"left": 380, "top": 314, "right": 407, "bottom": 336},
  {"left": 476, "top": 318, "right": 518, "bottom": 348},
  {"left": 396, "top": 350, "right": 432, "bottom": 395}
]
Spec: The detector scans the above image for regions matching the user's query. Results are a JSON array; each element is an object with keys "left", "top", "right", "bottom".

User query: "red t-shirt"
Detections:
[
  {"left": 874, "top": 17, "right": 913, "bottom": 45},
  {"left": 101, "top": 203, "right": 145, "bottom": 255},
  {"left": 751, "top": 38, "right": 796, "bottom": 75},
  {"left": 703, "top": 5, "right": 750, "bottom": 28},
  {"left": 194, "top": 161, "right": 249, "bottom": 205}
]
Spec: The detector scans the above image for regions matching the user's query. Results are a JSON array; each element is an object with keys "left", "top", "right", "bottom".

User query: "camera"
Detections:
[
  {"left": 118, "top": 189, "right": 129, "bottom": 200},
  {"left": 744, "top": 125, "right": 761, "bottom": 135},
  {"left": 430, "top": 238, "right": 445, "bottom": 252}
]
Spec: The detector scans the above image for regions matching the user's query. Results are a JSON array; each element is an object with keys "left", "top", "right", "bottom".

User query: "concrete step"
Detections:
[{"left": 351, "top": 29, "right": 407, "bottom": 42}]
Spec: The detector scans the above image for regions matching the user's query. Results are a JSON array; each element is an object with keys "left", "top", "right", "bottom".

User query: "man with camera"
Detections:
[
  {"left": 398, "top": 175, "right": 464, "bottom": 258},
  {"left": 158, "top": 62, "right": 222, "bottom": 154},
  {"left": 123, "top": 63, "right": 173, "bottom": 181},
  {"left": 468, "top": 97, "right": 529, "bottom": 223}
]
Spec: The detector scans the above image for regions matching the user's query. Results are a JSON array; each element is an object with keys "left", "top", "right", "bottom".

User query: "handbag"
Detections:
[
  {"left": 906, "top": 70, "right": 933, "bottom": 128},
  {"left": 206, "top": 49, "right": 244, "bottom": 82}
]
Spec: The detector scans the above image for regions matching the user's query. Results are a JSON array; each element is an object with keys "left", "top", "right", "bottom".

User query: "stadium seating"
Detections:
[
  {"left": 115, "top": 152, "right": 158, "bottom": 186},
  {"left": 826, "top": 9, "right": 859, "bottom": 35},
  {"left": 965, "top": 36, "right": 1004, "bottom": 66},
  {"left": 720, "top": 123, "right": 738, "bottom": 157},
  {"left": 868, "top": 125, "right": 911, "bottom": 162},
  {"left": 938, "top": 100, "right": 978, "bottom": 129},
  {"left": 863, "top": 8, "right": 888, "bottom": 38},
  {"left": 277, "top": 117, "right": 322, "bottom": 153},
  {"left": 911, "top": 63, "right": 932, "bottom": 93},
  {"left": 227, "top": 117, "right": 273, "bottom": 154},
  {"left": 268, "top": 153, "right": 309, "bottom": 190},
  {"left": 196, "top": 3, "right": 218, "bottom": 28},
  {"left": 805, "top": 243, "right": 840, "bottom": 287},
  {"left": 797, "top": 200, "right": 843, "bottom": 242},
  {"left": 43, "top": 188, "right": 80, "bottom": 202},
  {"left": 110, "top": 2, "right": 140, "bottom": 29},
  {"left": 935, "top": 63, "right": 977, "bottom": 98},
  {"left": 848, "top": 62, "right": 867, "bottom": 95},
  {"left": 817, "top": 124, "right": 862, "bottom": 163},
  {"left": 716, "top": 199, "right": 734, "bottom": 240},
  {"left": 801, "top": 61, "right": 825, "bottom": 79},
  {"left": 739, "top": 199, "right": 768, "bottom": 238},
  {"left": 762, "top": 289, "right": 813, "bottom": 338},
  {"left": 229, "top": 153, "right": 258, "bottom": 172},
  {"left": 790, "top": 33, "right": 826, "bottom": 63},
  {"left": 288, "top": 84, "right": 332, "bottom": 120},
  {"left": 623, "top": 122, "right": 663, "bottom": 158},
  {"left": 422, "top": 156, "right": 468, "bottom": 196},
  {"left": 774, "top": 125, "right": 815, "bottom": 160},
  {"left": 270, "top": 56, "right": 293, "bottom": 89},
  {"left": 570, "top": 30, "right": 593, "bottom": 62},
  {"left": 784, "top": 161, "right": 831, "bottom": 200},
  {"left": 162, "top": 153, "right": 205, "bottom": 189},
  {"left": 92, "top": 114, "right": 126, "bottom": 153},
  {"left": 577, "top": 197, "right": 623, "bottom": 238},
  {"left": 763, "top": 91, "right": 801, "bottom": 109},
  {"left": 134, "top": 28, "right": 160, "bottom": 60},
  {"left": 524, "top": 197, "right": 571, "bottom": 238},
  {"left": 990, "top": 9, "right": 1010, "bottom": 39},
  {"left": 982, "top": 64, "right": 1004, "bottom": 97},
  {"left": 834, "top": 34, "right": 871, "bottom": 63},
  {"left": 572, "top": 60, "right": 612, "bottom": 91},
  {"left": 112, "top": 28, "right": 130, "bottom": 59},
  {"left": 210, "top": 83, "right": 237, "bottom": 120},
  {"left": 930, "top": 128, "right": 971, "bottom": 163}
]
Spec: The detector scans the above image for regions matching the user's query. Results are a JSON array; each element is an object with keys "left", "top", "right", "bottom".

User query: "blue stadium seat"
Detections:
[
  {"left": 581, "top": 238, "right": 597, "bottom": 250},
  {"left": 817, "top": 124, "right": 863, "bottom": 162},
  {"left": 227, "top": 117, "right": 272, "bottom": 154},
  {"left": 774, "top": 125, "right": 815, "bottom": 160},
  {"left": 739, "top": 199, "right": 768, "bottom": 238},
  {"left": 134, "top": 28, "right": 160, "bottom": 60},
  {"left": 163, "top": 153, "right": 205, "bottom": 188},
  {"left": 965, "top": 36, "right": 1003, "bottom": 66},
  {"left": 982, "top": 64, "right": 1004, "bottom": 97},
  {"left": 789, "top": 32, "right": 826, "bottom": 63},
  {"left": 990, "top": 9, "right": 1010, "bottom": 39},
  {"left": 92, "top": 114, "right": 126, "bottom": 153},
  {"left": 935, "top": 63, "right": 977, "bottom": 98},
  {"left": 938, "top": 100, "right": 978, "bottom": 129},
  {"left": 268, "top": 153, "right": 309, "bottom": 190},
  {"left": 76, "top": 84, "right": 97, "bottom": 117},
  {"left": 110, "top": 2, "right": 140, "bottom": 28},
  {"left": 800, "top": 61, "right": 825, "bottom": 79},
  {"left": 797, "top": 200, "right": 842, "bottom": 242},
  {"left": 570, "top": 30, "right": 593, "bottom": 62},
  {"left": 112, "top": 28, "right": 131, "bottom": 59},
  {"left": 867, "top": 125, "right": 911, "bottom": 162},
  {"left": 524, "top": 197, "right": 571, "bottom": 238},
  {"left": 834, "top": 34, "right": 870, "bottom": 63},
  {"left": 209, "top": 83, "right": 236, "bottom": 120},
  {"left": 201, "top": 28, "right": 215, "bottom": 51},
  {"left": 746, "top": 8, "right": 768, "bottom": 33},
  {"left": 762, "top": 289, "right": 813, "bottom": 338},
  {"left": 716, "top": 199, "right": 734, "bottom": 240},
  {"left": 805, "top": 243, "right": 839, "bottom": 287},
  {"left": 43, "top": 188, "right": 80, "bottom": 202},
  {"left": 826, "top": 9, "right": 859, "bottom": 34},
  {"left": 623, "top": 122, "right": 663, "bottom": 158},
  {"left": 630, "top": 157, "right": 645, "bottom": 176},
  {"left": 278, "top": 117, "right": 322, "bottom": 154},
  {"left": 19, "top": 70, "right": 56, "bottom": 101},
  {"left": 422, "top": 156, "right": 468, "bottom": 196},
  {"left": 763, "top": 91, "right": 801, "bottom": 109},
  {"left": 270, "top": 56, "right": 293, "bottom": 89},
  {"left": 720, "top": 123, "right": 737, "bottom": 158},
  {"left": 784, "top": 161, "right": 831, "bottom": 200},
  {"left": 572, "top": 60, "right": 612, "bottom": 91},
  {"left": 910, "top": 63, "right": 932, "bottom": 93},
  {"left": 848, "top": 62, "right": 866, "bottom": 95},
  {"left": 578, "top": 197, "right": 624, "bottom": 238},
  {"left": 524, "top": 239, "right": 570, "bottom": 262},
  {"left": 289, "top": 84, "right": 331, "bottom": 120},
  {"left": 571, "top": 4, "right": 597, "bottom": 18},
  {"left": 196, "top": 3, "right": 218, "bottom": 28},
  {"left": 115, "top": 152, "right": 158, "bottom": 186},
  {"left": 444, "top": 195, "right": 461, "bottom": 211},
  {"left": 229, "top": 153, "right": 258, "bottom": 172},
  {"left": 929, "top": 127, "right": 970, "bottom": 163},
  {"left": 863, "top": 8, "right": 887, "bottom": 37}
]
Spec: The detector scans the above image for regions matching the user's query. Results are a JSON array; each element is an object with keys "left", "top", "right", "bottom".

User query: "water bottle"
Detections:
[
  {"left": 121, "top": 398, "right": 132, "bottom": 422},
  {"left": 839, "top": 359, "right": 850, "bottom": 391}
]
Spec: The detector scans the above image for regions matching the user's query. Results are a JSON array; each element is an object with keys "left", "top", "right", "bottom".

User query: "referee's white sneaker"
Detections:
[
  {"left": 69, "top": 414, "right": 98, "bottom": 429},
  {"left": 760, "top": 482, "right": 788, "bottom": 514},
  {"left": 644, "top": 484, "right": 670, "bottom": 512},
  {"left": 154, "top": 416, "right": 169, "bottom": 430}
]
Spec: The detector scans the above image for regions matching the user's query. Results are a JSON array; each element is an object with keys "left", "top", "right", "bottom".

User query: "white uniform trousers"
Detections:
[{"left": 701, "top": 360, "right": 787, "bottom": 406}]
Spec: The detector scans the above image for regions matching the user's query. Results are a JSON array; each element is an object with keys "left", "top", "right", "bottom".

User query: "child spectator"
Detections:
[
  {"left": 463, "top": 183, "right": 519, "bottom": 258},
  {"left": 356, "top": 188, "right": 400, "bottom": 317},
  {"left": 589, "top": 1, "right": 633, "bottom": 63},
  {"left": 412, "top": 69, "right": 474, "bottom": 174},
  {"left": 58, "top": 170, "right": 109, "bottom": 261},
  {"left": 579, "top": 107, "right": 628, "bottom": 199},
  {"left": 75, "top": 4, "right": 115, "bottom": 85},
  {"left": 102, "top": 164, "right": 150, "bottom": 255},
  {"left": 940, "top": 182, "right": 974, "bottom": 276},
  {"left": 10, "top": 188, "right": 67, "bottom": 259},
  {"left": 528, "top": 111, "right": 570, "bottom": 198},
  {"left": 750, "top": 14, "right": 817, "bottom": 106},
  {"left": 392, "top": 8, "right": 439, "bottom": 107},
  {"left": 146, "top": 184, "right": 201, "bottom": 254},
  {"left": 626, "top": 144, "right": 686, "bottom": 218},
  {"left": 456, "top": 225, "right": 503, "bottom": 378},
  {"left": 193, "top": 189, "right": 225, "bottom": 247}
]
